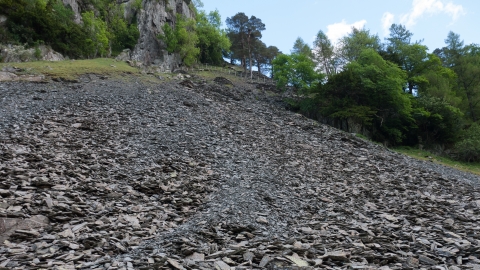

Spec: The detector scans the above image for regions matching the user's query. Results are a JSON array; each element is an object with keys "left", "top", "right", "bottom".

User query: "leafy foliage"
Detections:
[
  {"left": 0, "top": 0, "right": 139, "bottom": 58},
  {"left": 175, "top": 15, "right": 200, "bottom": 66},
  {"left": 196, "top": 10, "right": 231, "bottom": 65},
  {"left": 226, "top": 12, "right": 266, "bottom": 73},
  {"left": 453, "top": 46, "right": 480, "bottom": 122},
  {"left": 313, "top": 30, "right": 337, "bottom": 76},
  {"left": 272, "top": 53, "right": 323, "bottom": 93},
  {"left": 158, "top": 23, "right": 178, "bottom": 54},
  {"left": 322, "top": 49, "right": 412, "bottom": 143},
  {"left": 105, "top": 4, "right": 140, "bottom": 56},
  {"left": 338, "top": 28, "right": 381, "bottom": 64},
  {"left": 251, "top": 40, "right": 280, "bottom": 75},
  {"left": 455, "top": 123, "right": 480, "bottom": 162},
  {"left": 158, "top": 15, "right": 199, "bottom": 67},
  {"left": 0, "top": 0, "right": 86, "bottom": 57},
  {"left": 275, "top": 25, "right": 480, "bottom": 157},
  {"left": 82, "top": 11, "right": 109, "bottom": 58},
  {"left": 292, "top": 37, "right": 312, "bottom": 57},
  {"left": 412, "top": 96, "right": 463, "bottom": 146}
]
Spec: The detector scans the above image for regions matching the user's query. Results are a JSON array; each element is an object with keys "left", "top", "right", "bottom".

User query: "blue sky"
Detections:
[{"left": 202, "top": 0, "right": 479, "bottom": 54}]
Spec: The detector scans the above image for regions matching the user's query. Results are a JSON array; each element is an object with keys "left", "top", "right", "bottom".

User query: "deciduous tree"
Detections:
[
  {"left": 455, "top": 46, "right": 480, "bottom": 122},
  {"left": 313, "top": 30, "right": 338, "bottom": 76},
  {"left": 158, "top": 15, "right": 199, "bottom": 67},
  {"left": 338, "top": 28, "right": 381, "bottom": 64},
  {"left": 272, "top": 53, "right": 323, "bottom": 93},
  {"left": 196, "top": 9, "right": 231, "bottom": 65},
  {"left": 82, "top": 11, "right": 109, "bottom": 58},
  {"left": 292, "top": 37, "right": 312, "bottom": 57},
  {"left": 321, "top": 49, "right": 411, "bottom": 143}
]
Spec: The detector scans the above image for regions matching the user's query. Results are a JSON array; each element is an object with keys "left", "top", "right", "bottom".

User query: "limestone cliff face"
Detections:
[
  {"left": 61, "top": 0, "right": 82, "bottom": 24},
  {"left": 60, "top": 0, "right": 194, "bottom": 69},
  {"left": 130, "top": 0, "right": 194, "bottom": 70}
]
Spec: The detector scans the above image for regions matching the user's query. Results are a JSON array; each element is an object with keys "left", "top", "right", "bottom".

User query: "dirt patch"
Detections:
[{"left": 214, "top": 76, "right": 234, "bottom": 86}]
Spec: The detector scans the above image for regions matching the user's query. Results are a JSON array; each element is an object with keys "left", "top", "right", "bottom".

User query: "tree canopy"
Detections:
[
  {"left": 226, "top": 12, "right": 265, "bottom": 75},
  {"left": 196, "top": 10, "right": 231, "bottom": 65},
  {"left": 272, "top": 25, "right": 480, "bottom": 160}
]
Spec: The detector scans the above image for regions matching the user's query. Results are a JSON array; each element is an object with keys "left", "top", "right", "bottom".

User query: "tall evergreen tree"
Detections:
[{"left": 226, "top": 12, "right": 265, "bottom": 75}]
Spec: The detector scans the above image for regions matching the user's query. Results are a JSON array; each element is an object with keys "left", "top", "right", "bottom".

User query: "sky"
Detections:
[{"left": 201, "top": 0, "right": 480, "bottom": 54}]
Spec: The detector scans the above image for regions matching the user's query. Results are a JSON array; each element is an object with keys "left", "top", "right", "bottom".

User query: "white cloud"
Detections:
[
  {"left": 444, "top": 2, "right": 465, "bottom": 20},
  {"left": 381, "top": 12, "right": 395, "bottom": 35},
  {"left": 400, "top": 0, "right": 465, "bottom": 27},
  {"left": 326, "top": 20, "right": 367, "bottom": 44}
]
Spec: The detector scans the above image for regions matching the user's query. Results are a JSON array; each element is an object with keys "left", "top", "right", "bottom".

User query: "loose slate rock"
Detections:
[{"left": 1, "top": 77, "right": 480, "bottom": 270}]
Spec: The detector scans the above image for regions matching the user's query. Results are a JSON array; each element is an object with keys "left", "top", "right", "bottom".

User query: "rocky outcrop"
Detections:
[
  {"left": 60, "top": 0, "right": 195, "bottom": 70},
  {"left": 0, "top": 44, "right": 64, "bottom": 63},
  {"left": 130, "top": 0, "right": 194, "bottom": 70},
  {"left": 61, "top": 0, "right": 82, "bottom": 24}
]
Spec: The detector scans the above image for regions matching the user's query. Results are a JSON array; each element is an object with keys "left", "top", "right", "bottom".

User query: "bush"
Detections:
[
  {"left": 455, "top": 123, "right": 480, "bottom": 162},
  {"left": 158, "top": 22, "right": 177, "bottom": 53},
  {"left": 411, "top": 95, "right": 463, "bottom": 146},
  {"left": 157, "top": 15, "right": 199, "bottom": 67},
  {"left": 34, "top": 46, "right": 41, "bottom": 59}
]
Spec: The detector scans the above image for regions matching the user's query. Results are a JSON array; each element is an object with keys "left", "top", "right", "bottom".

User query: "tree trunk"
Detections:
[
  {"left": 247, "top": 29, "right": 253, "bottom": 79},
  {"left": 249, "top": 51, "right": 253, "bottom": 79},
  {"left": 256, "top": 59, "right": 262, "bottom": 76},
  {"left": 241, "top": 33, "right": 247, "bottom": 74},
  {"left": 408, "top": 82, "right": 414, "bottom": 94},
  {"left": 466, "top": 92, "right": 477, "bottom": 122}
]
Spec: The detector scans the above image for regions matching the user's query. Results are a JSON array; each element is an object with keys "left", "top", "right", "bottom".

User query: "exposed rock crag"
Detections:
[{"left": 131, "top": 0, "right": 194, "bottom": 70}]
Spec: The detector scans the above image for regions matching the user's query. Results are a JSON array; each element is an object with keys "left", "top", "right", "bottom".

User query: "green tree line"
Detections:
[{"left": 272, "top": 25, "right": 480, "bottom": 162}]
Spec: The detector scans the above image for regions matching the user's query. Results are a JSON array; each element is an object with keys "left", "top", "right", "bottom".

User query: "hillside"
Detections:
[{"left": 1, "top": 70, "right": 479, "bottom": 269}]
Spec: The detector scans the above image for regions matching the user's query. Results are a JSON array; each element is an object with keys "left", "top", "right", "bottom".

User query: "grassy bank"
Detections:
[
  {"left": 0, "top": 58, "right": 140, "bottom": 81},
  {"left": 393, "top": 146, "right": 480, "bottom": 176}
]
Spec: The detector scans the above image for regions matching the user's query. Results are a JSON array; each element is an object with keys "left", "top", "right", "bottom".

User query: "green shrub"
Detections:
[
  {"left": 34, "top": 46, "right": 41, "bottom": 59},
  {"left": 455, "top": 123, "right": 480, "bottom": 162},
  {"left": 157, "top": 15, "right": 199, "bottom": 67},
  {"left": 132, "top": 0, "right": 142, "bottom": 11},
  {"left": 158, "top": 22, "right": 177, "bottom": 53}
]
